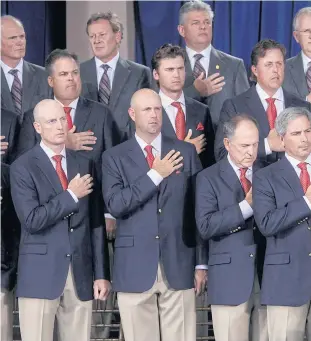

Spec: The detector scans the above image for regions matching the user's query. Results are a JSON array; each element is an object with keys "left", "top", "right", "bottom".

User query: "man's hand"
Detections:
[
  {"left": 184, "top": 129, "right": 206, "bottom": 154},
  {"left": 307, "top": 93, "right": 311, "bottom": 103},
  {"left": 204, "top": 73, "right": 225, "bottom": 96},
  {"left": 245, "top": 187, "right": 253, "bottom": 207},
  {"left": 68, "top": 173, "right": 93, "bottom": 198},
  {"left": 66, "top": 125, "right": 97, "bottom": 151},
  {"left": 0, "top": 136, "right": 8, "bottom": 155},
  {"left": 267, "top": 129, "right": 285, "bottom": 152},
  {"left": 194, "top": 269, "right": 208, "bottom": 297},
  {"left": 105, "top": 218, "right": 116, "bottom": 240},
  {"left": 152, "top": 150, "right": 183, "bottom": 178},
  {"left": 93, "top": 279, "right": 111, "bottom": 300}
]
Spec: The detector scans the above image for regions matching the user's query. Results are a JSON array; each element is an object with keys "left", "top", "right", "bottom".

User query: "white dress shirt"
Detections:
[
  {"left": 1, "top": 58, "right": 24, "bottom": 90},
  {"left": 186, "top": 45, "right": 212, "bottom": 76},
  {"left": 227, "top": 155, "right": 253, "bottom": 220},
  {"left": 54, "top": 97, "right": 79, "bottom": 123},
  {"left": 255, "top": 84, "right": 285, "bottom": 155},
  {"left": 95, "top": 52, "right": 119, "bottom": 90},
  {"left": 159, "top": 90, "right": 186, "bottom": 131},
  {"left": 40, "top": 141, "right": 78, "bottom": 203},
  {"left": 285, "top": 153, "right": 311, "bottom": 209}
]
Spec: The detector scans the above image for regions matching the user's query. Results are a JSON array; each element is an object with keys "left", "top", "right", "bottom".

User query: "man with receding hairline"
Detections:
[
  {"left": 10, "top": 99, "right": 111, "bottom": 341},
  {"left": 102, "top": 88, "right": 206, "bottom": 341},
  {"left": 1, "top": 15, "right": 51, "bottom": 121}
]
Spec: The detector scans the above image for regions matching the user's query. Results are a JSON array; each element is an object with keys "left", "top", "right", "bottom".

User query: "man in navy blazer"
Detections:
[
  {"left": 253, "top": 107, "right": 311, "bottom": 341},
  {"left": 152, "top": 44, "right": 215, "bottom": 169},
  {"left": 10, "top": 100, "right": 111, "bottom": 341},
  {"left": 196, "top": 115, "right": 268, "bottom": 341},
  {"left": 102, "top": 89, "right": 207, "bottom": 341},
  {"left": 215, "top": 39, "right": 311, "bottom": 165}
]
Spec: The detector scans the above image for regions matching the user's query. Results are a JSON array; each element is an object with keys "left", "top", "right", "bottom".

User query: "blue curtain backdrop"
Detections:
[
  {"left": 1, "top": 1, "right": 66, "bottom": 66},
  {"left": 135, "top": 1, "right": 311, "bottom": 73}
]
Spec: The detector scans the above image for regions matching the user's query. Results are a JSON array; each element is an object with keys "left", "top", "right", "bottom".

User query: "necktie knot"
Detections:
[
  {"left": 63, "top": 107, "right": 72, "bottom": 115},
  {"left": 9, "top": 69, "right": 18, "bottom": 76},
  {"left": 52, "top": 155, "right": 63, "bottom": 164},
  {"left": 298, "top": 162, "right": 308, "bottom": 171},
  {"left": 239, "top": 168, "right": 248, "bottom": 177},
  {"left": 101, "top": 64, "right": 110, "bottom": 72},
  {"left": 266, "top": 97, "right": 276, "bottom": 105},
  {"left": 171, "top": 101, "right": 182, "bottom": 110},
  {"left": 298, "top": 162, "right": 310, "bottom": 193},
  {"left": 144, "top": 145, "right": 154, "bottom": 168},
  {"left": 144, "top": 145, "right": 153, "bottom": 155},
  {"left": 194, "top": 54, "right": 204, "bottom": 62},
  {"left": 239, "top": 168, "right": 251, "bottom": 194}
]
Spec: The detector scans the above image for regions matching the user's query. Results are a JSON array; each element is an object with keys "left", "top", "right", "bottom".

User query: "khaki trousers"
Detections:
[
  {"left": 18, "top": 265, "right": 92, "bottom": 341},
  {"left": 267, "top": 302, "right": 311, "bottom": 341},
  {"left": 211, "top": 275, "right": 268, "bottom": 341},
  {"left": 118, "top": 264, "right": 196, "bottom": 341},
  {"left": 1, "top": 288, "right": 14, "bottom": 341}
]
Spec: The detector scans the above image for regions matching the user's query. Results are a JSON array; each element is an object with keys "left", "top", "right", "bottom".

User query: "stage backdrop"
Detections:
[{"left": 135, "top": 0, "right": 311, "bottom": 74}]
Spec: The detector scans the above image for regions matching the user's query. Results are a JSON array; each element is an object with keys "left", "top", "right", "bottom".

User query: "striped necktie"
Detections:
[
  {"left": 8, "top": 69, "right": 22, "bottom": 117},
  {"left": 99, "top": 64, "right": 111, "bottom": 105}
]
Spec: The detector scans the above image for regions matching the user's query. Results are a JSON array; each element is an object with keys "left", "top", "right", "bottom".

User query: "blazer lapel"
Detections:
[
  {"left": 66, "top": 150, "right": 79, "bottom": 183},
  {"left": 127, "top": 138, "right": 150, "bottom": 173},
  {"left": 289, "top": 53, "right": 308, "bottom": 98},
  {"left": 185, "top": 97, "right": 200, "bottom": 133},
  {"left": 1, "top": 68, "right": 15, "bottom": 112},
  {"left": 74, "top": 97, "right": 92, "bottom": 132},
  {"left": 22, "top": 61, "right": 37, "bottom": 113},
  {"left": 184, "top": 53, "right": 195, "bottom": 87},
  {"left": 208, "top": 47, "right": 226, "bottom": 77},
  {"left": 89, "top": 58, "right": 99, "bottom": 94},
  {"left": 161, "top": 107, "right": 176, "bottom": 138},
  {"left": 109, "top": 58, "right": 131, "bottom": 111}
]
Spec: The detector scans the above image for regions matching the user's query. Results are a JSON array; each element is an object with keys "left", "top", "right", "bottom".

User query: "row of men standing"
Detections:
[{"left": 1, "top": 1, "right": 311, "bottom": 341}]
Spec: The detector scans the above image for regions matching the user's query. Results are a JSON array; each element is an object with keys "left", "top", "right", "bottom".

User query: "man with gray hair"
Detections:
[
  {"left": 196, "top": 114, "right": 268, "bottom": 341},
  {"left": 80, "top": 11, "right": 152, "bottom": 142},
  {"left": 1, "top": 15, "right": 51, "bottom": 122},
  {"left": 283, "top": 7, "right": 311, "bottom": 103},
  {"left": 253, "top": 107, "right": 311, "bottom": 341},
  {"left": 177, "top": 0, "right": 249, "bottom": 128}
]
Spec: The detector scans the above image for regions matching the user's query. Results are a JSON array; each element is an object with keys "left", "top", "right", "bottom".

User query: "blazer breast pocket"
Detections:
[
  {"left": 20, "top": 243, "right": 48, "bottom": 255},
  {"left": 115, "top": 236, "right": 134, "bottom": 248},
  {"left": 208, "top": 253, "right": 231, "bottom": 266},
  {"left": 265, "top": 253, "right": 290, "bottom": 265}
]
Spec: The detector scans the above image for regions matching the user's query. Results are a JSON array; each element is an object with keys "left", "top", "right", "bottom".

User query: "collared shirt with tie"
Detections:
[
  {"left": 1, "top": 58, "right": 24, "bottom": 90},
  {"left": 95, "top": 53, "right": 119, "bottom": 92},
  {"left": 302, "top": 52, "right": 311, "bottom": 94},
  {"left": 186, "top": 45, "right": 212, "bottom": 78},
  {"left": 54, "top": 97, "right": 79, "bottom": 126}
]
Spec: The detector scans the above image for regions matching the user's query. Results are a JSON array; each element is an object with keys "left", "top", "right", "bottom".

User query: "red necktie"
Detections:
[
  {"left": 52, "top": 155, "right": 68, "bottom": 190},
  {"left": 239, "top": 168, "right": 251, "bottom": 194},
  {"left": 266, "top": 98, "right": 277, "bottom": 129},
  {"left": 63, "top": 107, "right": 73, "bottom": 130},
  {"left": 144, "top": 145, "right": 154, "bottom": 168},
  {"left": 298, "top": 162, "right": 310, "bottom": 193},
  {"left": 171, "top": 102, "right": 186, "bottom": 140}
]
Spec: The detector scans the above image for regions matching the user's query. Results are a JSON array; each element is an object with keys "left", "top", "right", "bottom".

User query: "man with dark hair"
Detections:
[
  {"left": 283, "top": 7, "right": 311, "bottom": 103},
  {"left": 196, "top": 114, "right": 268, "bottom": 341},
  {"left": 177, "top": 0, "right": 249, "bottom": 128},
  {"left": 215, "top": 39, "right": 311, "bottom": 164},
  {"left": 1, "top": 15, "right": 51, "bottom": 122},
  {"left": 80, "top": 11, "right": 152, "bottom": 142},
  {"left": 152, "top": 44, "right": 215, "bottom": 168}
]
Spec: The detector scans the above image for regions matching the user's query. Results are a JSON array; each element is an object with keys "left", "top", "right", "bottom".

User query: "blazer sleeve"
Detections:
[
  {"left": 234, "top": 60, "right": 250, "bottom": 96},
  {"left": 253, "top": 171, "right": 311, "bottom": 237},
  {"left": 195, "top": 171, "right": 245, "bottom": 240},
  {"left": 102, "top": 151, "right": 159, "bottom": 218},
  {"left": 10, "top": 162, "right": 78, "bottom": 234}
]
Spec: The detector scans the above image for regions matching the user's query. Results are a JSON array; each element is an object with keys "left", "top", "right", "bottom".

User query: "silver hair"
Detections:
[
  {"left": 179, "top": 0, "right": 214, "bottom": 25},
  {"left": 223, "top": 114, "right": 259, "bottom": 140},
  {"left": 1, "top": 15, "right": 24, "bottom": 28},
  {"left": 293, "top": 7, "right": 311, "bottom": 31},
  {"left": 275, "top": 107, "right": 311, "bottom": 137}
]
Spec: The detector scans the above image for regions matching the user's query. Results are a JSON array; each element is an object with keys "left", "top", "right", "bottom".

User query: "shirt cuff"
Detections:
[
  {"left": 67, "top": 189, "right": 78, "bottom": 203},
  {"left": 196, "top": 265, "right": 208, "bottom": 270},
  {"left": 264, "top": 138, "right": 272, "bottom": 155},
  {"left": 239, "top": 200, "right": 253, "bottom": 220},
  {"left": 147, "top": 169, "right": 163, "bottom": 186},
  {"left": 303, "top": 196, "right": 311, "bottom": 210},
  {"left": 105, "top": 214, "right": 116, "bottom": 220}
]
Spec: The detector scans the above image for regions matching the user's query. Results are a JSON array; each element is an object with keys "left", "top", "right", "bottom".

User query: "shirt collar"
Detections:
[
  {"left": 135, "top": 132, "right": 162, "bottom": 155},
  {"left": 159, "top": 90, "right": 185, "bottom": 111},
  {"left": 95, "top": 52, "right": 120, "bottom": 72},
  {"left": 301, "top": 51, "right": 311, "bottom": 72},
  {"left": 54, "top": 97, "right": 79, "bottom": 110},
  {"left": 40, "top": 141, "right": 66, "bottom": 159},
  {"left": 227, "top": 154, "right": 253, "bottom": 174},
  {"left": 256, "top": 83, "right": 284, "bottom": 102},
  {"left": 0, "top": 58, "right": 24, "bottom": 75},
  {"left": 186, "top": 45, "right": 212, "bottom": 60},
  {"left": 285, "top": 153, "right": 311, "bottom": 168}
]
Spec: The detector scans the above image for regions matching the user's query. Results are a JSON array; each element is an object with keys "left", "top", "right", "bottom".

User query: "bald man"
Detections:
[
  {"left": 1, "top": 15, "right": 51, "bottom": 122},
  {"left": 10, "top": 99, "right": 111, "bottom": 341},
  {"left": 102, "top": 89, "right": 207, "bottom": 341}
]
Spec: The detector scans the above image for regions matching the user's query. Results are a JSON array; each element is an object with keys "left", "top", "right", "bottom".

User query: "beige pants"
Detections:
[
  {"left": 18, "top": 265, "right": 92, "bottom": 341},
  {"left": 211, "top": 276, "right": 268, "bottom": 341},
  {"left": 118, "top": 264, "right": 196, "bottom": 341},
  {"left": 1, "top": 288, "right": 14, "bottom": 341},
  {"left": 267, "top": 302, "right": 311, "bottom": 341}
]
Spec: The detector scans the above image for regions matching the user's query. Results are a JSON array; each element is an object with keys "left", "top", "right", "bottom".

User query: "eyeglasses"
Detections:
[{"left": 296, "top": 29, "right": 311, "bottom": 36}]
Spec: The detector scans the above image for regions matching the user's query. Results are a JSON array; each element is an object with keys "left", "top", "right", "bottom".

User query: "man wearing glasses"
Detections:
[{"left": 283, "top": 7, "right": 311, "bottom": 103}]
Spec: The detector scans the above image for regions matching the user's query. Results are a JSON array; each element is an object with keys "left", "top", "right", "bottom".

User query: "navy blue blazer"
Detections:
[
  {"left": 253, "top": 157, "right": 311, "bottom": 306},
  {"left": 161, "top": 96, "right": 215, "bottom": 169},
  {"left": 215, "top": 86, "right": 311, "bottom": 164},
  {"left": 102, "top": 135, "right": 203, "bottom": 292},
  {"left": 196, "top": 158, "right": 265, "bottom": 305},
  {"left": 10, "top": 144, "right": 109, "bottom": 300}
]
